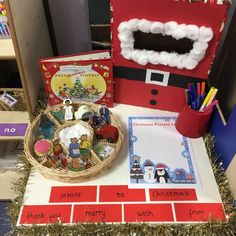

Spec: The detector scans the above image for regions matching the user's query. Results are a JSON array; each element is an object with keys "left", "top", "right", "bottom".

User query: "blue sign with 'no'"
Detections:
[{"left": 0, "top": 123, "right": 28, "bottom": 136}]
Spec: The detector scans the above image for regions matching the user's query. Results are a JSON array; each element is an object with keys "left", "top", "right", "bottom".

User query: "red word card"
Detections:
[
  {"left": 149, "top": 188, "right": 197, "bottom": 201},
  {"left": 124, "top": 204, "right": 174, "bottom": 222},
  {"left": 73, "top": 204, "right": 122, "bottom": 223},
  {"left": 175, "top": 203, "right": 226, "bottom": 222},
  {"left": 49, "top": 186, "right": 97, "bottom": 202},
  {"left": 20, "top": 205, "right": 71, "bottom": 224},
  {"left": 99, "top": 185, "right": 146, "bottom": 202}
]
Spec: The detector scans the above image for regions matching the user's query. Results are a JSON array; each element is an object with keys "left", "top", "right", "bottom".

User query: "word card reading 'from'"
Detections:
[
  {"left": 149, "top": 188, "right": 197, "bottom": 201},
  {"left": 73, "top": 204, "right": 122, "bottom": 223},
  {"left": 124, "top": 204, "right": 174, "bottom": 222},
  {"left": 99, "top": 185, "right": 146, "bottom": 202},
  {"left": 20, "top": 205, "right": 72, "bottom": 224},
  {"left": 174, "top": 203, "right": 226, "bottom": 221},
  {"left": 49, "top": 186, "right": 97, "bottom": 202}
]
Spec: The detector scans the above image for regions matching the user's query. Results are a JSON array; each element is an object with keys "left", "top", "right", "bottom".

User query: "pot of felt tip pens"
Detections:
[{"left": 175, "top": 82, "right": 218, "bottom": 138}]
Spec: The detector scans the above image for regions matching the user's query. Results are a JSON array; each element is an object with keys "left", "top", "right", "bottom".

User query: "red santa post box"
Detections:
[{"left": 111, "top": 0, "right": 228, "bottom": 112}]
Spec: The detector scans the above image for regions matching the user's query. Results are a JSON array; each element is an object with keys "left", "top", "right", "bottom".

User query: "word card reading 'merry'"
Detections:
[
  {"left": 99, "top": 185, "right": 146, "bottom": 202},
  {"left": 20, "top": 205, "right": 72, "bottom": 224},
  {"left": 124, "top": 204, "right": 174, "bottom": 222},
  {"left": 149, "top": 188, "right": 197, "bottom": 201},
  {"left": 49, "top": 186, "right": 97, "bottom": 202},
  {"left": 73, "top": 204, "right": 122, "bottom": 223},
  {"left": 174, "top": 203, "right": 226, "bottom": 222}
]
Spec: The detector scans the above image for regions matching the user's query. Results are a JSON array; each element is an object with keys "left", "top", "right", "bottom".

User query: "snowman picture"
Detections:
[{"left": 143, "top": 160, "right": 156, "bottom": 183}]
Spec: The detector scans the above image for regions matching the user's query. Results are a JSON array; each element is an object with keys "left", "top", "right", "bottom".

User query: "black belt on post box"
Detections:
[{"left": 113, "top": 66, "right": 205, "bottom": 89}]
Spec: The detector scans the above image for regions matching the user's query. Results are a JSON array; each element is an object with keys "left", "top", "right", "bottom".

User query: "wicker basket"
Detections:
[
  {"left": 24, "top": 102, "right": 123, "bottom": 183},
  {"left": 0, "top": 88, "right": 27, "bottom": 111}
]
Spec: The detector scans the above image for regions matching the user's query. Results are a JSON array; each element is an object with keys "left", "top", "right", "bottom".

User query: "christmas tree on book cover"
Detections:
[{"left": 70, "top": 78, "right": 87, "bottom": 99}]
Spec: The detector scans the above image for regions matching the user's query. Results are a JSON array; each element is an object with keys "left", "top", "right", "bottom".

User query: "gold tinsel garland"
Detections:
[
  {"left": 6, "top": 94, "right": 236, "bottom": 236},
  {"left": 6, "top": 134, "right": 236, "bottom": 236}
]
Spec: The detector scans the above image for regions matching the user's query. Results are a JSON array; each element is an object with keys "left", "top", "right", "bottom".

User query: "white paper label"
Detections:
[{"left": 0, "top": 92, "right": 18, "bottom": 107}]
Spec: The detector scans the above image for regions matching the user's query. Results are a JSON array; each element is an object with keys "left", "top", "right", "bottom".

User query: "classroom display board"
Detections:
[{"left": 17, "top": 105, "right": 225, "bottom": 225}]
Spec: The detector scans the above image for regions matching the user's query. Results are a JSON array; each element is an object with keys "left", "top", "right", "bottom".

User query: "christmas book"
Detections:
[{"left": 39, "top": 50, "right": 113, "bottom": 107}]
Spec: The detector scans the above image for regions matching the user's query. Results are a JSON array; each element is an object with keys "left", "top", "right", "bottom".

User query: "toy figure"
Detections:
[
  {"left": 68, "top": 158, "right": 85, "bottom": 172},
  {"left": 93, "top": 143, "right": 114, "bottom": 160},
  {"left": 41, "top": 154, "right": 57, "bottom": 168},
  {"left": 92, "top": 112, "right": 100, "bottom": 126},
  {"left": 74, "top": 105, "right": 93, "bottom": 121},
  {"left": 85, "top": 160, "right": 92, "bottom": 169},
  {"left": 61, "top": 157, "right": 68, "bottom": 168},
  {"left": 79, "top": 134, "right": 91, "bottom": 163},
  {"left": 34, "top": 139, "right": 53, "bottom": 157},
  {"left": 89, "top": 112, "right": 100, "bottom": 128},
  {"left": 99, "top": 103, "right": 110, "bottom": 124},
  {"left": 37, "top": 114, "right": 56, "bottom": 139},
  {"left": 71, "top": 158, "right": 80, "bottom": 169},
  {"left": 53, "top": 139, "right": 63, "bottom": 159},
  {"left": 51, "top": 107, "right": 64, "bottom": 124},
  {"left": 63, "top": 98, "right": 74, "bottom": 121},
  {"left": 53, "top": 139, "right": 68, "bottom": 167},
  {"left": 68, "top": 137, "right": 80, "bottom": 158},
  {"left": 96, "top": 124, "right": 119, "bottom": 143},
  {"left": 79, "top": 134, "right": 91, "bottom": 153}
]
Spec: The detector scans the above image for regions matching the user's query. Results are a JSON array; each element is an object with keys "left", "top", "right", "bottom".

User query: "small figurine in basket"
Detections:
[
  {"left": 52, "top": 139, "right": 68, "bottom": 168},
  {"left": 74, "top": 104, "right": 93, "bottom": 122},
  {"left": 40, "top": 154, "right": 58, "bottom": 168},
  {"left": 79, "top": 134, "right": 91, "bottom": 164},
  {"left": 85, "top": 160, "right": 92, "bottom": 169},
  {"left": 99, "top": 103, "right": 110, "bottom": 125},
  {"left": 69, "top": 137, "right": 81, "bottom": 158},
  {"left": 88, "top": 111, "right": 100, "bottom": 128},
  {"left": 63, "top": 98, "right": 74, "bottom": 121},
  {"left": 68, "top": 158, "right": 85, "bottom": 172},
  {"left": 96, "top": 125, "right": 119, "bottom": 143},
  {"left": 71, "top": 159, "right": 81, "bottom": 169}
]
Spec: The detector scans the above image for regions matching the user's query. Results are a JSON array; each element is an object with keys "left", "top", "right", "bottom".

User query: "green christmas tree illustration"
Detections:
[
  {"left": 130, "top": 155, "right": 143, "bottom": 183},
  {"left": 73, "top": 78, "right": 86, "bottom": 98}
]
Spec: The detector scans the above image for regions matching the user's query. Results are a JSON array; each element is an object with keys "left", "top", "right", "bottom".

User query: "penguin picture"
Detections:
[{"left": 154, "top": 164, "right": 170, "bottom": 183}]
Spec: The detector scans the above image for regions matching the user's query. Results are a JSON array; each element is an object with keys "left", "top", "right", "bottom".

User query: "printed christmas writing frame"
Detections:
[{"left": 128, "top": 116, "right": 200, "bottom": 188}]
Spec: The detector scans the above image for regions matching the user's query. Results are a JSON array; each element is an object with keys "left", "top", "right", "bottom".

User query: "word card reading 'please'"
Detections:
[{"left": 49, "top": 186, "right": 97, "bottom": 202}]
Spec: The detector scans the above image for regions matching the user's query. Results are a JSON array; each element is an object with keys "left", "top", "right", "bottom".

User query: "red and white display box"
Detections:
[
  {"left": 111, "top": 0, "right": 228, "bottom": 112},
  {"left": 17, "top": 104, "right": 226, "bottom": 226}
]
